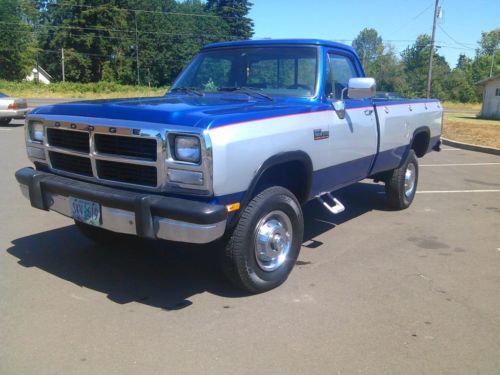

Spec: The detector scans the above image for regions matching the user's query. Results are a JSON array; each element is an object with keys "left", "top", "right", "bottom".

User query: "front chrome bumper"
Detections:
[
  {"left": 16, "top": 167, "right": 227, "bottom": 244},
  {"left": 0, "top": 108, "right": 29, "bottom": 118}
]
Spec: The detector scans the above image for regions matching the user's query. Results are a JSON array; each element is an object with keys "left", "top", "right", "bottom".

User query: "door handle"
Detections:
[{"left": 364, "top": 109, "right": 373, "bottom": 116}]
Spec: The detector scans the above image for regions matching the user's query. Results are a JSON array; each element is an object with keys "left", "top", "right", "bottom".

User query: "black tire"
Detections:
[
  {"left": 0, "top": 118, "right": 12, "bottom": 126},
  {"left": 74, "top": 220, "right": 121, "bottom": 245},
  {"left": 385, "top": 150, "right": 419, "bottom": 210},
  {"left": 221, "top": 186, "right": 304, "bottom": 293}
]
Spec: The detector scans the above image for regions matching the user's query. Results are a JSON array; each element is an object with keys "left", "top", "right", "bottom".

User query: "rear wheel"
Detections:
[
  {"left": 0, "top": 118, "right": 12, "bottom": 126},
  {"left": 221, "top": 186, "right": 304, "bottom": 293},
  {"left": 385, "top": 150, "right": 419, "bottom": 210}
]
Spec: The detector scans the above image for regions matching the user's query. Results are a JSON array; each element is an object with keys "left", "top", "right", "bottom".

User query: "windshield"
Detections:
[{"left": 172, "top": 46, "right": 318, "bottom": 98}]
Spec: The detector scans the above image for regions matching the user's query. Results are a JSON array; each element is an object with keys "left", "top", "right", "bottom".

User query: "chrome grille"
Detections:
[
  {"left": 47, "top": 128, "right": 90, "bottom": 153},
  {"left": 43, "top": 123, "right": 161, "bottom": 189},
  {"left": 97, "top": 160, "right": 157, "bottom": 187},
  {"left": 49, "top": 151, "right": 93, "bottom": 176},
  {"left": 95, "top": 133, "right": 157, "bottom": 161}
]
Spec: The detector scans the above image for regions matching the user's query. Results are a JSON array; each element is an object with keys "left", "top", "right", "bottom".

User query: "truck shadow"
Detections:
[{"left": 7, "top": 181, "right": 388, "bottom": 311}]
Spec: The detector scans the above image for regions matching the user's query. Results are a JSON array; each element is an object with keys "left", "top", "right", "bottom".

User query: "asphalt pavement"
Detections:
[{"left": 1, "top": 117, "right": 499, "bottom": 374}]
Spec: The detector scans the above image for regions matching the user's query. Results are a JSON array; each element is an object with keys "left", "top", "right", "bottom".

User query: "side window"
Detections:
[{"left": 325, "top": 53, "right": 358, "bottom": 99}]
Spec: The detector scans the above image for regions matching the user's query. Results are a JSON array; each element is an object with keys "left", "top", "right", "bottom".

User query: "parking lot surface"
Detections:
[{"left": 1, "top": 117, "right": 499, "bottom": 374}]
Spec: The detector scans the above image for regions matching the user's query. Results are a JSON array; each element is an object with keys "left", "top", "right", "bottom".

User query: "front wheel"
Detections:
[
  {"left": 221, "top": 186, "right": 304, "bottom": 293},
  {"left": 385, "top": 150, "right": 419, "bottom": 210}
]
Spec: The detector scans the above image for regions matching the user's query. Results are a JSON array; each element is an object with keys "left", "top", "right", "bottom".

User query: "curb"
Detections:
[{"left": 441, "top": 137, "right": 500, "bottom": 156}]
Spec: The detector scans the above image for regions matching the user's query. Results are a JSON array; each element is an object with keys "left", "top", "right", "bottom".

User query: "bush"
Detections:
[{"left": 0, "top": 80, "right": 169, "bottom": 98}]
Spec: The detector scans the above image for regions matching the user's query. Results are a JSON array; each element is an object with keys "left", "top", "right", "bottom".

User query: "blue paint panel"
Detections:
[
  {"left": 373, "top": 98, "right": 440, "bottom": 106},
  {"left": 370, "top": 145, "right": 408, "bottom": 175},
  {"left": 203, "top": 39, "right": 357, "bottom": 55},
  {"left": 311, "top": 155, "right": 376, "bottom": 196},
  {"left": 210, "top": 191, "right": 246, "bottom": 206}
]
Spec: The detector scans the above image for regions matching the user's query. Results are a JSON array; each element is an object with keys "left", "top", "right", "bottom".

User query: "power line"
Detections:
[
  {"left": 390, "top": 1, "right": 435, "bottom": 35},
  {"left": 47, "top": 1, "right": 242, "bottom": 20},
  {"left": 437, "top": 24, "right": 476, "bottom": 50},
  {"left": 0, "top": 20, "right": 236, "bottom": 39}
]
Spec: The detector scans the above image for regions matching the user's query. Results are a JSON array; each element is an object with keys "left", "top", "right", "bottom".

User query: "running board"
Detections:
[{"left": 317, "top": 193, "right": 345, "bottom": 215}]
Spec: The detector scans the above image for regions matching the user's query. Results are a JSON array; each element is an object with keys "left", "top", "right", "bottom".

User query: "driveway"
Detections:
[{"left": 1, "top": 118, "right": 499, "bottom": 374}]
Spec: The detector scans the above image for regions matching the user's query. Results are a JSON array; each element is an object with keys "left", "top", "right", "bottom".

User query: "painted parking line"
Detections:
[
  {"left": 417, "top": 189, "right": 500, "bottom": 194},
  {"left": 0, "top": 128, "right": 12, "bottom": 131},
  {"left": 421, "top": 163, "right": 500, "bottom": 167}
]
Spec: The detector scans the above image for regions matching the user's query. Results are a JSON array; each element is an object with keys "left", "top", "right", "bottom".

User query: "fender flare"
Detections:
[
  {"left": 227, "top": 151, "right": 313, "bottom": 228},
  {"left": 243, "top": 150, "right": 313, "bottom": 205},
  {"left": 399, "top": 126, "right": 431, "bottom": 166}
]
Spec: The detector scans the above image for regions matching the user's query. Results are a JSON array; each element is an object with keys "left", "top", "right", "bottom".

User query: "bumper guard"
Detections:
[{"left": 15, "top": 167, "right": 227, "bottom": 244}]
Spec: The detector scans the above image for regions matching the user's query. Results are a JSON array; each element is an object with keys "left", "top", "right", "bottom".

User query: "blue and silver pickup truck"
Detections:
[{"left": 16, "top": 39, "right": 442, "bottom": 293}]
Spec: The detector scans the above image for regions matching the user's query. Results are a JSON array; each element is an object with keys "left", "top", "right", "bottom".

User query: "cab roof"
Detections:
[{"left": 202, "top": 39, "right": 356, "bottom": 54}]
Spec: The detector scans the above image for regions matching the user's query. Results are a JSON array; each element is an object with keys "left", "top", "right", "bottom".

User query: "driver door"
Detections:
[{"left": 322, "top": 51, "right": 377, "bottom": 192}]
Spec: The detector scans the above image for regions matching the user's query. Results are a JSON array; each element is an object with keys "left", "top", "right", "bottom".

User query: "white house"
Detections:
[
  {"left": 25, "top": 67, "right": 53, "bottom": 85},
  {"left": 476, "top": 75, "right": 500, "bottom": 119}
]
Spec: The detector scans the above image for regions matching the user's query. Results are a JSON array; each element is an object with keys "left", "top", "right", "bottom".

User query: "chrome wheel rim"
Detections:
[
  {"left": 404, "top": 163, "right": 416, "bottom": 198},
  {"left": 254, "top": 210, "right": 293, "bottom": 272}
]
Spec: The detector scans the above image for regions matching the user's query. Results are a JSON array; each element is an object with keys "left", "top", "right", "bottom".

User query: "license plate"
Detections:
[{"left": 70, "top": 197, "right": 101, "bottom": 226}]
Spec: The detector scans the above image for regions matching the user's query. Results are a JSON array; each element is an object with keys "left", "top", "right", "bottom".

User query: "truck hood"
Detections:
[{"left": 30, "top": 94, "right": 324, "bottom": 129}]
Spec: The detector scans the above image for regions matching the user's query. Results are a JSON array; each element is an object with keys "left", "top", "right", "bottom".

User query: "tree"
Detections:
[
  {"left": 205, "top": 0, "right": 254, "bottom": 40},
  {"left": 369, "top": 45, "right": 408, "bottom": 94},
  {"left": 401, "top": 34, "right": 450, "bottom": 99},
  {"left": 352, "top": 28, "right": 383, "bottom": 68},
  {"left": 33, "top": 0, "right": 251, "bottom": 85},
  {"left": 0, "top": 0, "right": 37, "bottom": 80},
  {"left": 477, "top": 28, "right": 500, "bottom": 56}
]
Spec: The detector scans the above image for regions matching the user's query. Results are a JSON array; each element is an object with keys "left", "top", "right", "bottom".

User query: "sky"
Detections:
[{"left": 249, "top": 0, "right": 499, "bottom": 67}]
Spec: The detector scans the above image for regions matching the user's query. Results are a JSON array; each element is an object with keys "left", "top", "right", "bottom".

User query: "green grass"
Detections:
[
  {"left": 443, "top": 112, "right": 500, "bottom": 149},
  {"left": 441, "top": 101, "right": 481, "bottom": 111},
  {"left": 444, "top": 112, "right": 500, "bottom": 126},
  {"left": 0, "top": 80, "right": 168, "bottom": 99}
]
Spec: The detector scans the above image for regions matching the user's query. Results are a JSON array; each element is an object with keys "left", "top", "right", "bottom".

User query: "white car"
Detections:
[{"left": 0, "top": 92, "right": 29, "bottom": 125}]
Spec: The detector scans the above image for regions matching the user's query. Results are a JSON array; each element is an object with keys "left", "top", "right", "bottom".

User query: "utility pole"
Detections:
[
  {"left": 134, "top": 11, "right": 140, "bottom": 86},
  {"left": 61, "top": 48, "right": 65, "bottom": 82},
  {"left": 426, "top": 0, "right": 439, "bottom": 99}
]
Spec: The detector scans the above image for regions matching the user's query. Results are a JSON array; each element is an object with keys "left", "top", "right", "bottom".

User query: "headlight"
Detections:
[
  {"left": 174, "top": 135, "right": 201, "bottom": 163},
  {"left": 29, "top": 122, "right": 44, "bottom": 143}
]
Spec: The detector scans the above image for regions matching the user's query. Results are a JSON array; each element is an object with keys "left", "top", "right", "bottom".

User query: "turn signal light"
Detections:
[
  {"left": 226, "top": 203, "right": 241, "bottom": 212},
  {"left": 8, "top": 103, "right": 17, "bottom": 110}
]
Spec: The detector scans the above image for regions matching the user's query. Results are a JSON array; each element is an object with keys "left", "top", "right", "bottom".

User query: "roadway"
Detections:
[{"left": 1, "top": 116, "right": 499, "bottom": 374}]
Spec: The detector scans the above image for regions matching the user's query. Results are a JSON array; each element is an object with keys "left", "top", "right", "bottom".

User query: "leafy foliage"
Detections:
[
  {"left": 0, "top": 0, "right": 37, "bottom": 80},
  {"left": 1, "top": 1, "right": 497, "bottom": 104},
  {"left": 34, "top": 0, "right": 254, "bottom": 85},
  {"left": 352, "top": 28, "right": 499, "bottom": 102}
]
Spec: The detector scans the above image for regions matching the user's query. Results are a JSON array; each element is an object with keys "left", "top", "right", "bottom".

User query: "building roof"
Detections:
[
  {"left": 34, "top": 66, "right": 53, "bottom": 80},
  {"left": 202, "top": 39, "right": 356, "bottom": 54},
  {"left": 476, "top": 75, "right": 500, "bottom": 86}
]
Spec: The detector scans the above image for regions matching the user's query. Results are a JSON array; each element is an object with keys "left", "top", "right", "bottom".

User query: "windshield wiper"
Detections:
[
  {"left": 219, "top": 86, "right": 272, "bottom": 101},
  {"left": 171, "top": 87, "right": 204, "bottom": 96}
]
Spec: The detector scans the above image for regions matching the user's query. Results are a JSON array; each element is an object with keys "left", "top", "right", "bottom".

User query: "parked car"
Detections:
[
  {"left": 16, "top": 39, "right": 443, "bottom": 293},
  {"left": 0, "top": 92, "right": 29, "bottom": 125}
]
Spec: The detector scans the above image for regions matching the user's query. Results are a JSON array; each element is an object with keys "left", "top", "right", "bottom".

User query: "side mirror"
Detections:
[{"left": 347, "top": 77, "right": 376, "bottom": 99}]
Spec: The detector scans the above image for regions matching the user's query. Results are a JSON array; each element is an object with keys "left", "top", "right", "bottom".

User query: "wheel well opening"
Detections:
[
  {"left": 254, "top": 160, "right": 310, "bottom": 204},
  {"left": 412, "top": 131, "right": 430, "bottom": 158}
]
